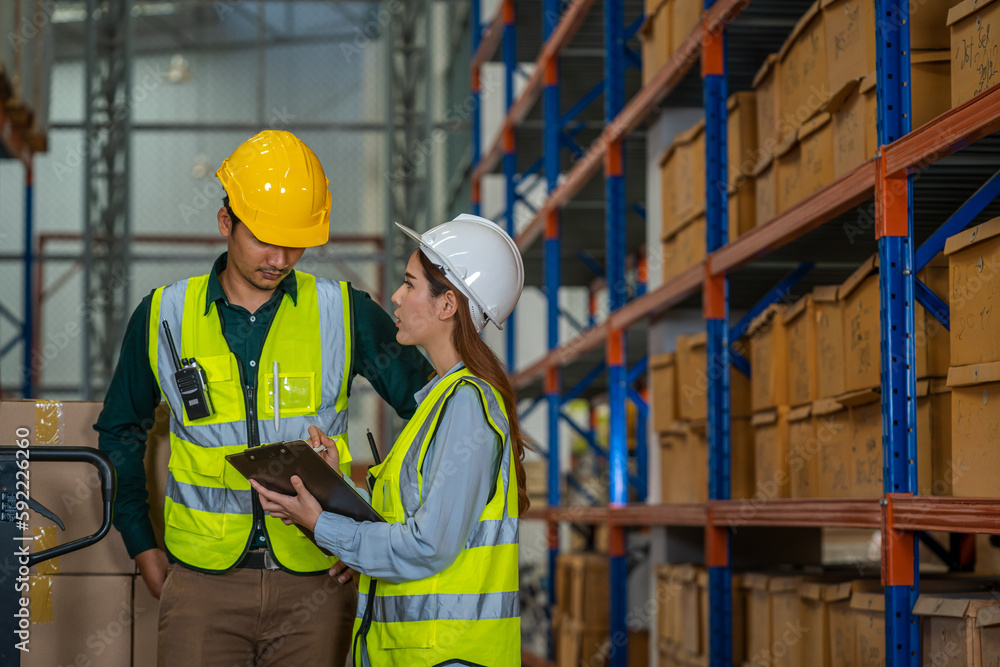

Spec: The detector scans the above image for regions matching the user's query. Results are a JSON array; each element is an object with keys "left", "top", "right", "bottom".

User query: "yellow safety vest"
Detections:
[
  {"left": 148, "top": 271, "right": 354, "bottom": 573},
  {"left": 353, "top": 369, "right": 520, "bottom": 667}
]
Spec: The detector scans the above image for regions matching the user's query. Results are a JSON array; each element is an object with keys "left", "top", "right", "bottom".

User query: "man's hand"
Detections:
[
  {"left": 329, "top": 562, "right": 357, "bottom": 586},
  {"left": 306, "top": 425, "right": 341, "bottom": 473},
  {"left": 135, "top": 548, "right": 170, "bottom": 599}
]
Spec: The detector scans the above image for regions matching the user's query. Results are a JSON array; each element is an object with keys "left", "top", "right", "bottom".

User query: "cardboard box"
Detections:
[
  {"left": 912, "top": 50, "right": 953, "bottom": 128},
  {"left": 0, "top": 400, "right": 137, "bottom": 576},
  {"left": 23, "top": 574, "right": 134, "bottom": 667},
  {"left": 641, "top": 0, "right": 672, "bottom": 86},
  {"left": 660, "top": 428, "right": 687, "bottom": 504},
  {"left": 732, "top": 416, "right": 757, "bottom": 500},
  {"left": 830, "top": 78, "right": 872, "bottom": 180},
  {"left": 651, "top": 352, "right": 678, "bottom": 433},
  {"left": 749, "top": 305, "right": 788, "bottom": 412},
  {"left": 769, "top": 575, "right": 807, "bottom": 667},
  {"left": 657, "top": 564, "right": 684, "bottom": 650},
  {"left": 827, "top": 580, "right": 884, "bottom": 667},
  {"left": 133, "top": 573, "right": 160, "bottom": 667},
  {"left": 745, "top": 573, "right": 774, "bottom": 667},
  {"left": 556, "top": 618, "right": 610, "bottom": 667},
  {"left": 754, "top": 54, "right": 783, "bottom": 159},
  {"left": 913, "top": 593, "right": 1000, "bottom": 667},
  {"left": 813, "top": 397, "right": 853, "bottom": 498},
  {"left": 787, "top": 404, "right": 818, "bottom": 498},
  {"left": 945, "top": 217, "right": 1000, "bottom": 367},
  {"left": 949, "top": 0, "right": 1000, "bottom": 106},
  {"left": 813, "top": 285, "right": 847, "bottom": 400},
  {"left": 677, "top": 565, "right": 706, "bottom": 657},
  {"left": 912, "top": 0, "right": 954, "bottom": 50},
  {"left": 822, "top": 0, "right": 877, "bottom": 97},
  {"left": 799, "top": 111, "right": 836, "bottom": 199},
  {"left": 977, "top": 605, "right": 1000, "bottom": 667},
  {"left": 675, "top": 331, "right": 753, "bottom": 421},
  {"left": 850, "top": 589, "right": 885, "bottom": 666},
  {"left": 662, "top": 213, "right": 707, "bottom": 284},
  {"left": 672, "top": 0, "right": 703, "bottom": 56},
  {"left": 754, "top": 156, "right": 779, "bottom": 226},
  {"left": 784, "top": 295, "right": 819, "bottom": 406},
  {"left": 660, "top": 146, "right": 681, "bottom": 238},
  {"left": 775, "top": 131, "right": 805, "bottom": 213},
  {"left": 838, "top": 380, "right": 943, "bottom": 496},
  {"left": 558, "top": 553, "right": 610, "bottom": 629},
  {"left": 673, "top": 121, "right": 707, "bottom": 224},
  {"left": 778, "top": 112, "right": 835, "bottom": 212},
  {"left": 753, "top": 407, "right": 791, "bottom": 499},
  {"left": 777, "top": 2, "right": 831, "bottom": 134},
  {"left": 839, "top": 255, "right": 950, "bottom": 393},
  {"left": 949, "top": 361, "right": 1000, "bottom": 497},
  {"left": 729, "top": 178, "right": 757, "bottom": 242},
  {"left": 524, "top": 460, "right": 548, "bottom": 506},
  {"left": 728, "top": 91, "right": 759, "bottom": 188}
]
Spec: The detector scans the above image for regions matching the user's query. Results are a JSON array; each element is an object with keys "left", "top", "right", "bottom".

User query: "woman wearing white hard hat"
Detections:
[{"left": 252, "top": 214, "right": 527, "bottom": 666}]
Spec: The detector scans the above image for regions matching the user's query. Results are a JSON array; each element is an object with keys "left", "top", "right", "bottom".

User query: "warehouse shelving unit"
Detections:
[
  {"left": 469, "top": 0, "right": 1000, "bottom": 665},
  {"left": 0, "top": 103, "right": 36, "bottom": 398}
]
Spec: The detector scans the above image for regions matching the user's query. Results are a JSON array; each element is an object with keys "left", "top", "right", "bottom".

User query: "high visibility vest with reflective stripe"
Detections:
[
  {"left": 147, "top": 272, "right": 354, "bottom": 573},
  {"left": 354, "top": 369, "right": 520, "bottom": 667}
]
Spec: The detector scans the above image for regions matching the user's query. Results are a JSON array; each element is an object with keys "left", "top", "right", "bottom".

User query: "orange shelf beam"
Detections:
[
  {"left": 471, "top": 7, "right": 504, "bottom": 72},
  {"left": 610, "top": 503, "right": 707, "bottom": 526},
  {"left": 885, "top": 83, "right": 1000, "bottom": 177},
  {"left": 710, "top": 498, "right": 882, "bottom": 529},
  {"left": 710, "top": 160, "right": 876, "bottom": 275},
  {"left": 889, "top": 497, "right": 1000, "bottom": 535},
  {"left": 471, "top": 0, "right": 596, "bottom": 181}
]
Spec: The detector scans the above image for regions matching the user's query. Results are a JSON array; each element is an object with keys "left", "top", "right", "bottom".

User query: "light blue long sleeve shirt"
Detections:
[{"left": 313, "top": 362, "right": 502, "bottom": 583}]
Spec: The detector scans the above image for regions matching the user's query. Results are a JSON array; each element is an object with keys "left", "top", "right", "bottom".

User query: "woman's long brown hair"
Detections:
[{"left": 418, "top": 250, "right": 530, "bottom": 514}]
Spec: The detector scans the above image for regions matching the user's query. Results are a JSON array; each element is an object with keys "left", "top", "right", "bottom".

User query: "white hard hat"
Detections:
[{"left": 396, "top": 214, "right": 525, "bottom": 333}]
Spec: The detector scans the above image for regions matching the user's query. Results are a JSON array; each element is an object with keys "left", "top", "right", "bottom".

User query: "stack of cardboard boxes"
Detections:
[
  {"left": 0, "top": 399, "right": 169, "bottom": 667},
  {"left": 553, "top": 553, "right": 610, "bottom": 667},
  {"left": 657, "top": 564, "right": 746, "bottom": 667},
  {"left": 652, "top": 332, "right": 755, "bottom": 504},
  {"left": 944, "top": 218, "right": 1000, "bottom": 497}
]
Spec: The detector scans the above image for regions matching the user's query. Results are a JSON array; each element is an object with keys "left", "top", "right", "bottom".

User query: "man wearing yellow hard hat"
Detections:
[{"left": 95, "top": 130, "right": 434, "bottom": 666}]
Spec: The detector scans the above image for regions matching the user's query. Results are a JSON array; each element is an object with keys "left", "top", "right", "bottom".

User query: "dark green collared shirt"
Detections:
[{"left": 95, "top": 253, "right": 434, "bottom": 558}]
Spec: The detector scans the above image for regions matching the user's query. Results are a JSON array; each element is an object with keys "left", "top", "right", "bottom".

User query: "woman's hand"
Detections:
[
  {"left": 250, "top": 476, "right": 322, "bottom": 532},
  {"left": 307, "top": 425, "right": 342, "bottom": 473}
]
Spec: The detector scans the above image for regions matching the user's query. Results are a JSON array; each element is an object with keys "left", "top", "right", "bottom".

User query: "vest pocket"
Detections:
[
  {"left": 377, "top": 610, "right": 435, "bottom": 649},
  {"left": 187, "top": 353, "right": 241, "bottom": 425},
  {"left": 263, "top": 372, "right": 317, "bottom": 418},
  {"left": 165, "top": 444, "right": 229, "bottom": 539}
]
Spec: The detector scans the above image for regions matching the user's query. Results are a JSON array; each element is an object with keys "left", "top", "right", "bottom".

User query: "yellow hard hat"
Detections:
[{"left": 216, "top": 130, "right": 331, "bottom": 248}]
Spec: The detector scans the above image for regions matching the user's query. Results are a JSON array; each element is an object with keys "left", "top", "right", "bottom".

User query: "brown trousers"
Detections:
[{"left": 157, "top": 565, "right": 357, "bottom": 667}]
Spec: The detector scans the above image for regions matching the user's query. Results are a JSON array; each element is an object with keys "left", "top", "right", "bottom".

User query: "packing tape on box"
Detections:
[
  {"left": 33, "top": 526, "right": 59, "bottom": 575},
  {"left": 35, "top": 400, "right": 63, "bottom": 444},
  {"left": 29, "top": 575, "right": 53, "bottom": 624}
]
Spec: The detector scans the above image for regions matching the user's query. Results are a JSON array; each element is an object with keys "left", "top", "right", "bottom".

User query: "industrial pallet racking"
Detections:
[{"left": 470, "top": 1, "right": 1000, "bottom": 665}]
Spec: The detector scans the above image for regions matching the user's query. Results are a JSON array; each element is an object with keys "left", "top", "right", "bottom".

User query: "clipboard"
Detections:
[{"left": 226, "top": 441, "right": 384, "bottom": 524}]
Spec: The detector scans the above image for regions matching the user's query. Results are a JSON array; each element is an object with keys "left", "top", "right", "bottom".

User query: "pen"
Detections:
[
  {"left": 273, "top": 360, "right": 280, "bottom": 432},
  {"left": 366, "top": 429, "right": 381, "bottom": 465}
]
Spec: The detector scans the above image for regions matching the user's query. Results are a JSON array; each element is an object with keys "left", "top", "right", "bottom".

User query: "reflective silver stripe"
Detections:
[
  {"left": 165, "top": 474, "right": 253, "bottom": 515},
  {"left": 397, "top": 383, "right": 458, "bottom": 517},
  {"left": 356, "top": 591, "right": 368, "bottom": 620},
  {"left": 316, "top": 278, "right": 349, "bottom": 410},
  {"left": 170, "top": 413, "right": 246, "bottom": 448},
  {"left": 461, "top": 377, "right": 513, "bottom": 520},
  {"left": 373, "top": 590, "right": 519, "bottom": 623},
  {"left": 465, "top": 517, "right": 519, "bottom": 549},
  {"left": 156, "top": 280, "right": 190, "bottom": 411},
  {"left": 257, "top": 412, "right": 348, "bottom": 446}
]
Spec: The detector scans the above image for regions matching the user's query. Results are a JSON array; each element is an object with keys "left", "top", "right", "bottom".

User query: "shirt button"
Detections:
[
  {"left": 250, "top": 316, "right": 256, "bottom": 323},
  {"left": 250, "top": 360, "right": 256, "bottom": 368}
]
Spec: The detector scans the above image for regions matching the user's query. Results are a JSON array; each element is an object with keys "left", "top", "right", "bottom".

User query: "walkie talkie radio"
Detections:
[{"left": 162, "top": 321, "right": 214, "bottom": 421}]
